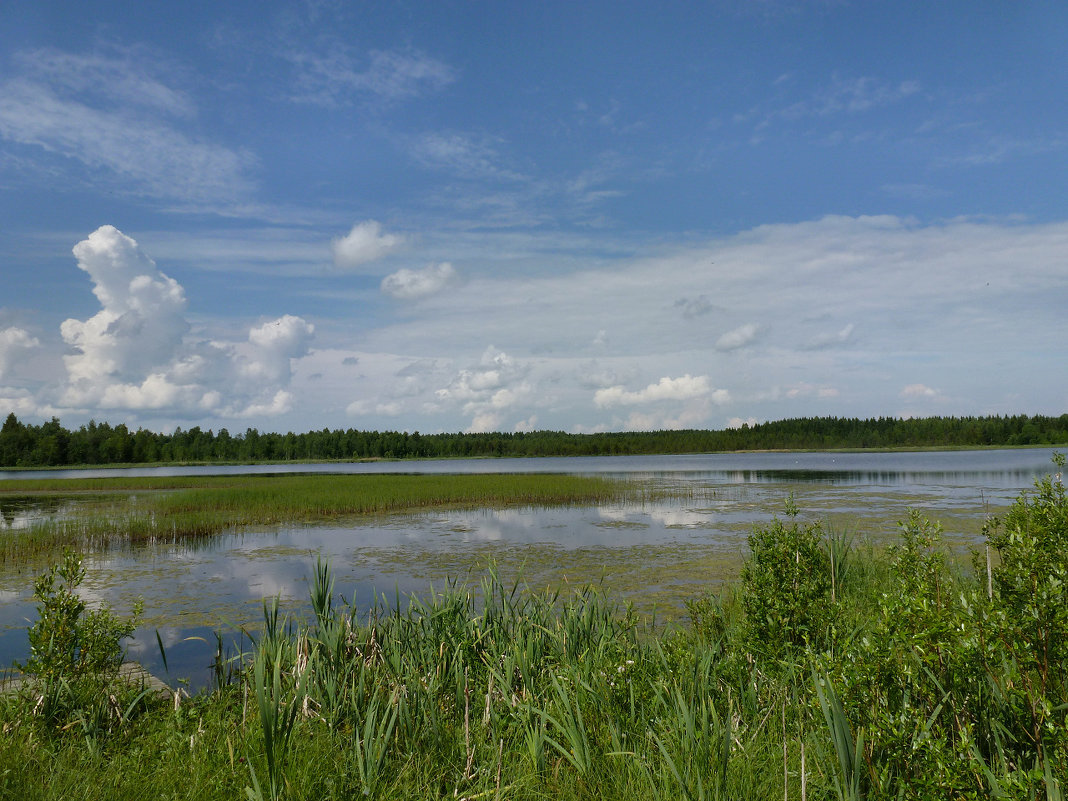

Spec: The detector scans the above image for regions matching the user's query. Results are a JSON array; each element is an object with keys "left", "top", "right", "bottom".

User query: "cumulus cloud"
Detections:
[
  {"left": 727, "top": 416, "right": 759, "bottom": 429},
  {"left": 331, "top": 221, "right": 404, "bottom": 269},
  {"left": 594, "top": 375, "right": 726, "bottom": 407},
  {"left": 381, "top": 262, "right": 459, "bottom": 300},
  {"left": 235, "top": 390, "right": 294, "bottom": 418},
  {"left": 56, "top": 226, "right": 313, "bottom": 418},
  {"left": 715, "top": 323, "right": 760, "bottom": 351},
  {"left": 60, "top": 226, "right": 190, "bottom": 406},
  {"left": 0, "top": 388, "right": 49, "bottom": 418},
  {"left": 248, "top": 313, "right": 313, "bottom": 356},
  {"left": 434, "top": 346, "right": 533, "bottom": 431},
  {"left": 437, "top": 347, "right": 522, "bottom": 403},
  {"left": 467, "top": 411, "right": 502, "bottom": 434},
  {"left": 514, "top": 415, "right": 539, "bottom": 433},
  {"left": 244, "top": 315, "right": 315, "bottom": 381},
  {"left": 0, "top": 327, "right": 40, "bottom": 378},
  {"left": 619, "top": 402, "right": 723, "bottom": 431}
]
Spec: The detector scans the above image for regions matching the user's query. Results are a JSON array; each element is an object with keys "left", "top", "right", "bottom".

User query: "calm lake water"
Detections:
[{"left": 1, "top": 448, "right": 1061, "bottom": 689}]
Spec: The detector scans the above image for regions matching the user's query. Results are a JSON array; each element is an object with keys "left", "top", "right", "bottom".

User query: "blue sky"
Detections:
[{"left": 1, "top": 0, "right": 1066, "bottom": 435}]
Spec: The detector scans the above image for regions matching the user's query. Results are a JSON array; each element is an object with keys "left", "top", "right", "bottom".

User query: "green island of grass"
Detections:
[{"left": 0, "top": 472, "right": 655, "bottom": 561}]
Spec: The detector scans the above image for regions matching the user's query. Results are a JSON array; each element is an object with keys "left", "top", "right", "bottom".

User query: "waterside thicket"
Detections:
[
  {"left": 3, "top": 412, "right": 1067, "bottom": 467},
  {"left": 2, "top": 462, "right": 1066, "bottom": 799}
]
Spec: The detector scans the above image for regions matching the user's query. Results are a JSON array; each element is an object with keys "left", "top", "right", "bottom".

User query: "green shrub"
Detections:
[
  {"left": 741, "top": 500, "right": 832, "bottom": 659},
  {"left": 827, "top": 462, "right": 1068, "bottom": 798},
  {"left": 19, "top": 550, "right": 143, "bottom": 735},
  {"left": 980, "top": 454, "right": 1068, "bottom": 777}
]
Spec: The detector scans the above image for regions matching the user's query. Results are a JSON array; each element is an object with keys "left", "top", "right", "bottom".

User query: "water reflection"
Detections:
[
  {"left": 0, "top": 496, "right": 79, "bottom": 530},
  {"left": 0, "top": 447, "right": 1059, "bottom": 483}
]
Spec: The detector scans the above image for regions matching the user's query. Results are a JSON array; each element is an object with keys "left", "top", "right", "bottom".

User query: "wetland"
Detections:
[{"left": 0, "top": 447, "right": 1058, "bottom": 688}]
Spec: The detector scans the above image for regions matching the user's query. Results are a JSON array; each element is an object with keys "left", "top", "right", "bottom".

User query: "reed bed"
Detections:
[{"left": 0, "top": 473, "right": 651, "bottom": 560}]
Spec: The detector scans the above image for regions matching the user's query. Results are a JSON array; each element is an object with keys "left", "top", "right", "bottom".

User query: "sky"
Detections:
[{"left": 1, "top": 1, "right": 1066, "bottom": 436}]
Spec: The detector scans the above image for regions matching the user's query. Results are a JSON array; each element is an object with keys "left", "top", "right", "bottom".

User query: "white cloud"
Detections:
[
  {"left": 8, "top": 216, "right": 1065, "bottom": 432},
  {"left": 288, "top": 47, "right": 455, "bottom": 106},
  {"left": 235, "top": 390, "right": 294, "bottom": 418},
  {"left": 410, "top": 131, "right": 524, "bottom": 181},
  {"left": 811, "top": 75, "right": 920, "bottom": 115},
  {"left": 60, "top": 226, "right": 190, "bottom": 405},
  {"left": 514, "top": 414, "right": 538, "bottom": 433},
  {"left": 0, "top": 327, "right": 40, "bottom": 378},
  {"left": 381, "top": 262, "right": 459, "bottom": 300},
  {"left": 806, "top": 323, "right": 855, "bottom": 349},
  {"left": 594, "top": 375, "right": 724, "bottom": 407},
  {"left": 331, "top": 221, "right": 404, "bottom": 270},
  {"left": 0, "top": 49, "right": 253, "bottom": 202},
  {"left": 13, "top": 48, "right": 195, "bottom": 117},
  {"left": 56, "top": 226, "right": 312, "bottom": 418},
  {"left": 248, "top": 315, "right": 315, "bottom": 357},
  {"left": 621, "top": 401, "right": 720, "bottom": 431},
  {"left": 236, "top": 315, "right": 315, "bottom": 390},
  {"left": 0, "top": 388, "right": 47, "bottom": 418},
  {"left": 901, "top": 383, "right": 940, "bottom": 399},
  {"left": 432, "top": 347, "right": 536, "bottom": 432},
  {"left": 467, "top": 411, "right": 502, "bottom": 433},
  {"left": 99, "top": 374, "right": 184, "bottom": 410},
  {"left": 771, "top": 74, "right": 922, "bottom": 124},
  {"left": 715, "top": 323, "right": 759, "bottom": 351},
  {"left": 784, "top": 383, "right": 839, "bottom": 400},
  {"left": 327, "top": 215, "right": 1068, "bottom": 431},
  {"left": 727, "top": 416, "right": 759, "bottom": 429},
  {"left": 437, "top": 347, "right": 521, "bottom": 402}
]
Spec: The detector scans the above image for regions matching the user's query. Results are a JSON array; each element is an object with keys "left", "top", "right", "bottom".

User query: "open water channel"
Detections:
[{"left": 0, "top": 448, "right": 1061, "bottom": 689}]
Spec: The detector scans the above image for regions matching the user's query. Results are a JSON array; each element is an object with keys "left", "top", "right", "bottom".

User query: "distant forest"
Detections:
[{"left": 2, "top": 412, "right": 1067, "bottom": 468}]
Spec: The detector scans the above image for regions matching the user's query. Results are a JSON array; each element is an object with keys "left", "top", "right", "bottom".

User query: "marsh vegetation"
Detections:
[{"left": 0, "top": 473, "right": 650, "bottom": 561}]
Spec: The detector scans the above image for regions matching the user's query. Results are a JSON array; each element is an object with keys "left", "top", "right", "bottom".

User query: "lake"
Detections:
[{"left": 1, "top": 447, "right": 1061, "bottom": 688}]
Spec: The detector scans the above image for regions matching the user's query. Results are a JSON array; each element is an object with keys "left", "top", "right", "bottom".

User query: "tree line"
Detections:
[{"left": 1, "top": 411, "right": 1066, "bottom": 467}]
